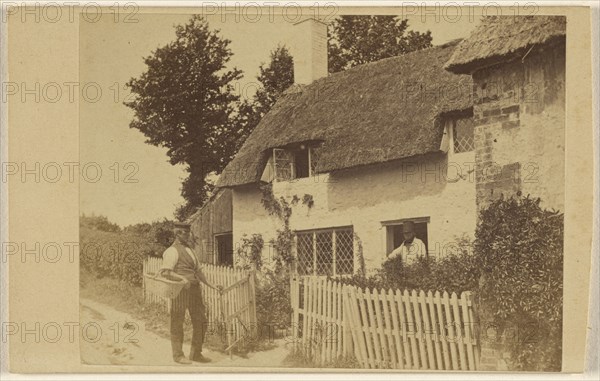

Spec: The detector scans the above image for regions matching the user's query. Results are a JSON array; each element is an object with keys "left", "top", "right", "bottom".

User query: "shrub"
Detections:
[
  {"left": 255, "top": 269, "right": 293, "bottom": 333},
  {"left": 337, "top": 234, "right": 478, "bottom": 295},
  {"left": 123, "top": 219, "right": 175, "bottom": 249},
  {"left": 475, "top": 195, "right": 563, "bottom": 371}
]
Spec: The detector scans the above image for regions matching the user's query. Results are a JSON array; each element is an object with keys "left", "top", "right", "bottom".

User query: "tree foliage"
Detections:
[
  {"left": 235, "top": 45, "right": 294, "bottom": 146},
  {"left": 80, "top": 214, "right": 121, "bottom": 232},
  {"left": 124, "top": 15, "right": 244, "bottom": 220},
  {"left": 328, "top": 15, "right": 433, "bottom": 73},
  {"left": 253, "top": 45, "right": 295, "bottom": 118}
]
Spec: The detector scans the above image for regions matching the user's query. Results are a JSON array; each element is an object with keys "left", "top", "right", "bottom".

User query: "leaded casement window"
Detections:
[
  {"left": 295, "top": 227, "right": 354, "bottom": 276},
  {"left": 451, "top": 116, "right": 475, "bottom": 153}
]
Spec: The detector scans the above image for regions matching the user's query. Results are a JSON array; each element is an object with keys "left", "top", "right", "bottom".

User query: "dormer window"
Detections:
[
  {"left": 260, "top": 143, "right": 321, "bottom": 183},
  {"left": 275, "top": 147, "right": 311, "bottom": 181}
]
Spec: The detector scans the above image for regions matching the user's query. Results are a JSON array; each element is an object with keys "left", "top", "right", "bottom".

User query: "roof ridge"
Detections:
[
  {"left": 315, "top": 40, "right": 461, "bottom": 84},
  {"left": 467, "top": 18, "right": 565, "bottom": 46}
]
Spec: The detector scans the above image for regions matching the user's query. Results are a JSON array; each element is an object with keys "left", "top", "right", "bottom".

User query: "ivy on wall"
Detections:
[
  {"left": 353, "top": 232, "right": 366, "bottom": 277},
  {"left": 234, "top": 183, "right": 316, "bottom": 331},
  {"left": 259, "top": 183, "right": 314, "bottom": 274}
]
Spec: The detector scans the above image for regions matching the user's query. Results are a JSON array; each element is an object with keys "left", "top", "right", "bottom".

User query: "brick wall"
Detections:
[
  {"left": 471, "top": 42, "right": 566, "bottom": 370},
  {"left": 472, "top": 42, "right": 565, "bottom": 211}
]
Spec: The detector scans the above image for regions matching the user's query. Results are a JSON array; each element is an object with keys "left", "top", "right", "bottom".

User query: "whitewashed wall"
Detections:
[{"left": 232, "top": 151, "right": 477, "bottom": 272}]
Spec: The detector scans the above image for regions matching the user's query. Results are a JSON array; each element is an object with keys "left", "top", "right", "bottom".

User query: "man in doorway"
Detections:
[
  {"left": 160, "top": 221, "right": 223, "bottom": 365},
  {"left": 388, "top": 221, "right": 427, "bottom": 264}
]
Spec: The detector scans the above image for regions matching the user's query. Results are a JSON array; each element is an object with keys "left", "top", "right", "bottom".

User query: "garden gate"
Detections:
[{"left": 143, "top": 257, "right": 257, "bottom": 356}]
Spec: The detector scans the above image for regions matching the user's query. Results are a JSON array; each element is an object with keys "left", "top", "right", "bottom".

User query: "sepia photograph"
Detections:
[
  {"left": 74, "top": 8, "right": 571, "bottom": 371},
  {"left": 2, "top": 2, "right": 595, "bottom": 376}
]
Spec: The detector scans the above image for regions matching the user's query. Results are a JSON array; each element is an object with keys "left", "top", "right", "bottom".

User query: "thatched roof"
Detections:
[
  {"left": 217, "top": 40, "right": 472, "bottom": 188},
  {"left": 445, "top": 16, "right": 566, "bottom": 74}
]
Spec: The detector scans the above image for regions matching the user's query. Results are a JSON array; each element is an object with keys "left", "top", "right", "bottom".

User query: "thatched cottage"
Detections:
[
  {"left": 445, "top": 16, "right": 566, "bottom": 212},
  {"left": 192, "top": 16, "right": 566, "bottom": 276},
  {"left": 212, "top": 18, "right": 477, "bottom": 274}
]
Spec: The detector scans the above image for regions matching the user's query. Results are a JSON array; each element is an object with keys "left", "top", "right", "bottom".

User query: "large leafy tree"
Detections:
[
  {"left": 235, "top": 45, "right": 294, "bottom": 143},
  {"left": 253, "top": 45, "right": 294, "bottom": 117},
  {"left": 328, "top": 15, "right": 433, "bottom": 73},
  {"left": 125, "top": 15, "right": 243, "bottom": 220}
]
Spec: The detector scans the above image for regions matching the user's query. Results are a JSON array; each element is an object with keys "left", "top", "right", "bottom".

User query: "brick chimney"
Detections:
[{"left": 291, "top": 17, "right": 328, "bottom": 85}]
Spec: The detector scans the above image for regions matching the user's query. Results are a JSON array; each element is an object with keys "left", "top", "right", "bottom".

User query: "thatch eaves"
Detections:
[
  {"left": 445, "top": 16, "right": 566, "bottom": 74},
  {"left": 217, "top": 39, "right": 473, "bottom": 188}
]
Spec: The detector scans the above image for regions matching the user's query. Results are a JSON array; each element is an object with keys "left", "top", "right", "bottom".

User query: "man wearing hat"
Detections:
[
  {"left": 159, "top": 221, "right": 223, "bottom": 365},
  {"left": 388, "top": 221, "right": 427, "bottom": 264}
]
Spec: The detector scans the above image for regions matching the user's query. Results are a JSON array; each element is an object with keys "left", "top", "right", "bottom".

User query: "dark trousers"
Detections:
[{"left": 170, "top": 284, "right": 207, "bottom": 360}]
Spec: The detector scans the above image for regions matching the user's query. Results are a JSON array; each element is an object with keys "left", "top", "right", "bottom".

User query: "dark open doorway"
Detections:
[{"left": 215, "top": 233, "right": 234, "bottom": 267}]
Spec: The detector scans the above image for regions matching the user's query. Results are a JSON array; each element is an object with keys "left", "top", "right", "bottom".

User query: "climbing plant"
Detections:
[
  {"left": 235, "top": 233, "right": 264, "bottom": 271},
  {"left": 259, "top": 183, "right": 314, "bottom": 273},
  {"left": 254, "top": 183, "right": 316, "bottom": 331},
  {"left": 353, "top": 232, "right": 366, "bottom": 277}
]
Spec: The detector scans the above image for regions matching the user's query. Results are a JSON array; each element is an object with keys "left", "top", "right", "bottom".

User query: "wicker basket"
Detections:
[{"left": 144, "top": 272, "right": 187, "bottom": 299}]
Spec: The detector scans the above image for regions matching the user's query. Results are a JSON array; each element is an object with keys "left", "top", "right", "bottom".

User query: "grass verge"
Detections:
[{"left": 282, "top": 347, "right": 362, "bottom": 369}]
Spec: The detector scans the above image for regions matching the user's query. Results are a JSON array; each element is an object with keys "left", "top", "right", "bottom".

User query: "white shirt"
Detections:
[
  {"left": 388, "top": 238, "right": 427, "bottom": 264},
  {"left": 162, "top": 245, "right": 198, "bottom": 270}
]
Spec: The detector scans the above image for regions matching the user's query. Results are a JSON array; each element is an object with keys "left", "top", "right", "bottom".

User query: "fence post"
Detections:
[
  {"left": 142, "top": 258, "right": 147, "bottom": 304},
  {"left": 248, "top": 270, "right": 257, "bottom": 338},
  {"left": 342, "top": 285, "right": 354, "bottom": 358},
  {"left": 290, "top": 276, "right": 297, "bottom": 347}
]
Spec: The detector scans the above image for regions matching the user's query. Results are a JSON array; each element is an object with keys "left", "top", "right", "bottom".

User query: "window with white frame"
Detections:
[
  {"left": 273, "top": 145, "right": 318, "bottom": 182},
  {"left": 296, "top": 227, "right": 354, "bottom": 276}
]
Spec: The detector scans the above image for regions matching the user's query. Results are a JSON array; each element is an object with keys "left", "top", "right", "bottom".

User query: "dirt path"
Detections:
[{"left": 79, "top": 297, "right": 291, "bottom": 368}]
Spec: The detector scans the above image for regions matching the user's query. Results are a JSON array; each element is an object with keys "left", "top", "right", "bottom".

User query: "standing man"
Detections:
[
  {"left": 388, "top": 221, "right": 427, "bottom": 264},
  {"left": 160, "top": 221, "right": 223, "bottom": 365}
]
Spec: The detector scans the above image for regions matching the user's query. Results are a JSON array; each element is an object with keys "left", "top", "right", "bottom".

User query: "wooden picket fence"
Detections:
[
  {"left": 143, "top": 256, "right": 257, "bottom": 356},
  {"left": 290, "top": 275, "right": 350, "bottom": 365},
  {"left": 290, "top": 276, "right": 480, "bottom": 370}
]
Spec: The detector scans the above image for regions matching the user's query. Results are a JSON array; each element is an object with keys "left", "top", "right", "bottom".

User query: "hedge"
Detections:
[{"left": 80, "top": 227, "right": 167, "bottom": 287}]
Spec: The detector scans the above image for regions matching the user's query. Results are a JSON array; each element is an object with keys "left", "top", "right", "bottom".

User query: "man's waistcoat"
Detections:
[{"left": 172, "top": 241, "right": 198, "bottom": 283}]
